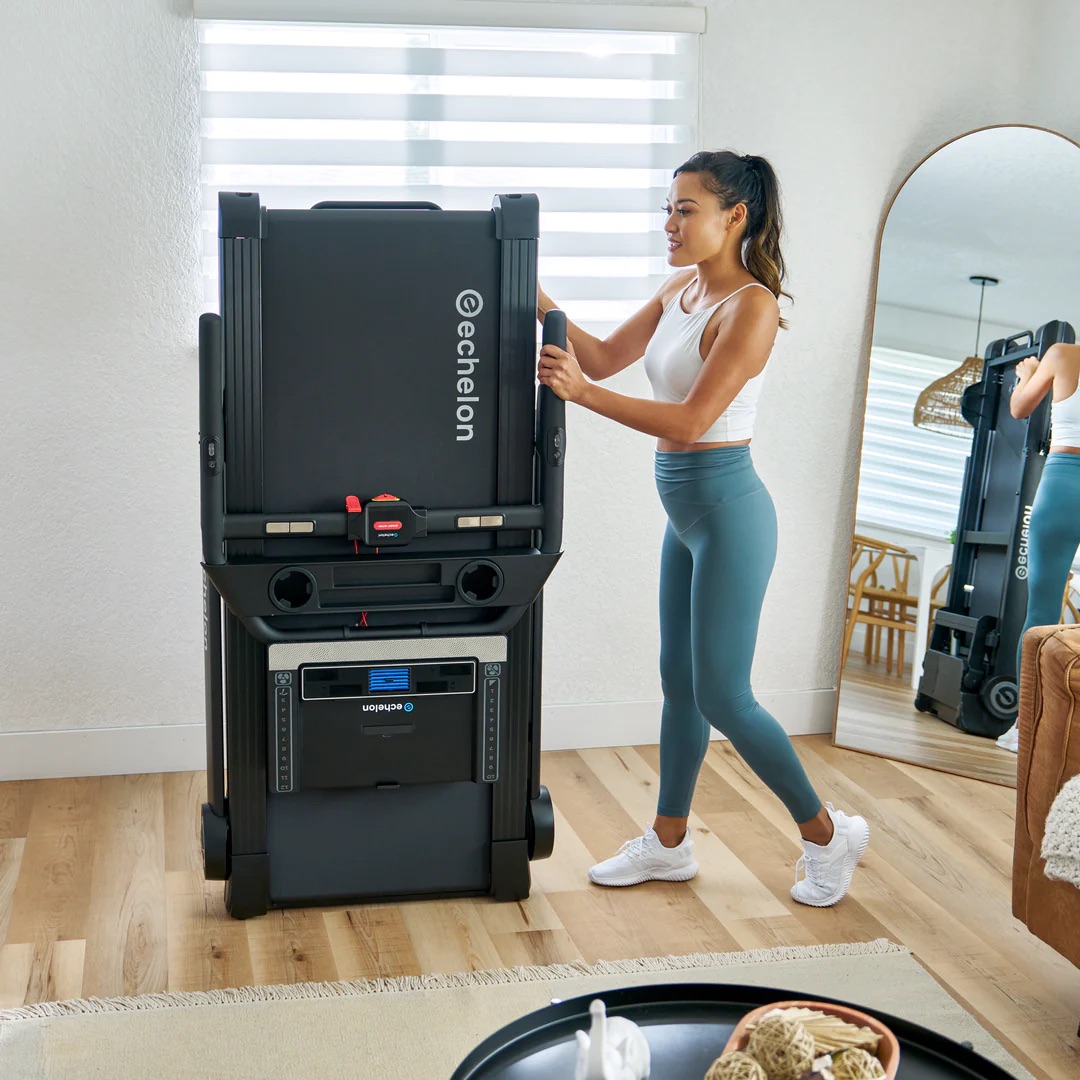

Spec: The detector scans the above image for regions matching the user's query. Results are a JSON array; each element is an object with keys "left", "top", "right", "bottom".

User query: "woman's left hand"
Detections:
[{"left": 538, "top": 341, "right": 589, "bottom": 403}]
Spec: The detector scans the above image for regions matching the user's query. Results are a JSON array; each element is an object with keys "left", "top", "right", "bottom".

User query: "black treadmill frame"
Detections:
[{"left": 198, "top": 192, "right": 566, "bottom": 917}]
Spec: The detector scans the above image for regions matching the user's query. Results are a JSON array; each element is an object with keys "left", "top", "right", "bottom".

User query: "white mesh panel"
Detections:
[{"left": 268, "top": 635, "right": 507, "bottom": 670}]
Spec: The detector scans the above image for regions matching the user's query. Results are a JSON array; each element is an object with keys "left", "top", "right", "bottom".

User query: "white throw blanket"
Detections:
[{"left": 1041, "top": 773, "right": 1080, "bottom": 888}]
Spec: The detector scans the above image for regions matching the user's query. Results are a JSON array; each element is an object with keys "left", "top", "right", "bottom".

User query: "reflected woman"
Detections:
[{"left": 1001, "top": 342, "right": 1080, "bottom": 751}]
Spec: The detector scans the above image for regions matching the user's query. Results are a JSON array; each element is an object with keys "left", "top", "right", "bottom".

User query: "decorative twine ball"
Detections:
[
  {"left": 746, "top": 1016, "right": 816, "bottom": 1080},
  {"left": 832, "top": 1048, "right": 886, "bottom": 1080},
  {"left": 704, "top": 1050, "right": 768, "bottom": 1080}
]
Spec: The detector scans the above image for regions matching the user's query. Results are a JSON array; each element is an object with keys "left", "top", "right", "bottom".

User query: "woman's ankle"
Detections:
[
  {"left": 652, "top": 815, "right": 688, "bottom": 847},
  {"left": 798, "top": 805, "right": 835, "bottom": 847}
]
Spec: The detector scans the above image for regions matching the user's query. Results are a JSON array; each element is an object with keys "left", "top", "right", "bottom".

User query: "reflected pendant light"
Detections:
[{"left": 912, "top": 274, "right": 999, "bottom": 436}]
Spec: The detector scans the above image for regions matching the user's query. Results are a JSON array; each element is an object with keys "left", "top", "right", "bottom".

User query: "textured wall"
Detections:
[
  {"left": 1, "top": 0, "right": 1076, "bottom": 743},
  {"left": 0, "top": 1, "right": 202, "bottom": 733}
]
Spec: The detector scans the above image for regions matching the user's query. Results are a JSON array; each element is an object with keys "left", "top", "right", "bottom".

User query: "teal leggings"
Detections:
[
  {"left": 1016, "top": 453, "right": 1080, "bottom": 674},
  {"left": 655, "top": 446, "right": 822, "bottom": 823}
]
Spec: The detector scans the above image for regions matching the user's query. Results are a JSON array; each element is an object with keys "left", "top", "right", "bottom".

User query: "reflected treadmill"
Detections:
[{"left": 915, "top": 319, "right": 1076, "bottom": 737}]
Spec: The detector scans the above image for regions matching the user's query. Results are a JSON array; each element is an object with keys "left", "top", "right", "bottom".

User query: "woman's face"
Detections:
[{"left": 662, "top": 171, "right": 741, "bottom": 267}]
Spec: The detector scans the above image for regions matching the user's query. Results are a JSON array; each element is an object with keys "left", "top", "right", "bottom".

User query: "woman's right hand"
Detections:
[{"left": 1016, "top": 357, "right": 1040, "bottom": 381}]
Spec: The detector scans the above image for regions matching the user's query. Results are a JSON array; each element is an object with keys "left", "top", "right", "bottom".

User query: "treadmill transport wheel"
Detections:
[{"left": 979, "top": 675, "right": 1019, "bottom": 723}]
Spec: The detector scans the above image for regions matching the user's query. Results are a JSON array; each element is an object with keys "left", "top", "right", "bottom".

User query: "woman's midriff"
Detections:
[
  {"left": 1049, "top": 445, "right": 1080, "bottom": 455},
  {"left": 656, "top": 437, "right": 752, "bottom": 452}
]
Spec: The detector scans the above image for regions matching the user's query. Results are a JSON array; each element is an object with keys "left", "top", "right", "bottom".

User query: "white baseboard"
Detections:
[
  {"left": 0, "top": 724, "right": 208, "bottom": 782},
  {"left": 0, "top": 690, "right": 837, "bottom": 781},
  {"left": 540, "top": 689, "right": 838, "bottom": 750}
]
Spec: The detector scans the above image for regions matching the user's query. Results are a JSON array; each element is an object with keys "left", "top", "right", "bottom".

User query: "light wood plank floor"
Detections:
[
  {"left": 1, "top": 737, "right": 1077, "bottom": 1079},
  {"left": 836, "top": 657, "right": 1019, "bottom": 787}
]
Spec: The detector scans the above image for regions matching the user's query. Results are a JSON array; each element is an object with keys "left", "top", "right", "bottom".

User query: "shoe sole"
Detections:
[
  {"left": 589, "top": 862, "right": 699, "bottom": 887},
  {"left": 792, "top": 820, "right": 870, "bottom": 908}
]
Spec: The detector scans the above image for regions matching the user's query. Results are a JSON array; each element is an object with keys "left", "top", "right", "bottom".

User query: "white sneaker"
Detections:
[
  {"left": 791, "top": 804, "right": 869, "bottom": 908},
  {"left": 996, "top": 724, "right": 1019, "bottom": 753},
  {"left": 588, "top": 826, "right": 699, "bottom": 887}
]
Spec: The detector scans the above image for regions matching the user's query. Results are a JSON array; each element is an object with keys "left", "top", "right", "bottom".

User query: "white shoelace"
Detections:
[
  {"left": 795, "top": 849, "right": 825, "bottom": 888},
  {"left": 616, "top": 836, "right": 650, "bottom": 863}
]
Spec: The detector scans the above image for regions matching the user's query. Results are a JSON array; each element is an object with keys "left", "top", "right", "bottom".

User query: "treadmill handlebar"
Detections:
[
  {"left": 243, "top": 606, "right": 528, "bottom": 643},
  {"left": 223, "top": 505, "right": 545, "bottom": 540},
  {"left": 537, "top": 309, "right": 568, "bottom": 554},
  {"left": 310, "top": 200, "right": 441, "bottom": 211},
  {"left": 198, "top": 313, "right": 225, "bottom": 566}
]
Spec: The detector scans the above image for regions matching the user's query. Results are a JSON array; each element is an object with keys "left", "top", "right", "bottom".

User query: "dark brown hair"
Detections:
[{"left": 674, "top": 150, "right": 792, "bottom": 328}]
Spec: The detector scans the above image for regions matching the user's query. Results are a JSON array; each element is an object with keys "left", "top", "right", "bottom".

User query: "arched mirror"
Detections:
[{"left": 833, "top": 125, "right": 1080, "bottom": 786}]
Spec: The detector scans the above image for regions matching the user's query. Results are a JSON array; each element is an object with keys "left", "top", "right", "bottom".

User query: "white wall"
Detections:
[
  {"left": 3, "top": 0, "right": 1077, "bottom": 779},
  {"left": 0, "top": 0, "right": 204, "bottom": 776}
]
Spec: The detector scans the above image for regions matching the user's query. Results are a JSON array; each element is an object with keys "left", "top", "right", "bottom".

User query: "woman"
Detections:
[
  {"left": 998, "top": 342, "right": 1080, "bottom": 752},
  {"left": 536, "top": 150, "right": 869, "bottom": 907}
]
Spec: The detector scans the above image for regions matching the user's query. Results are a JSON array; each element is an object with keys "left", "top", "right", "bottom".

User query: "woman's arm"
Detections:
[
  {"left": 1010, "top": 350, "right": 1059, "bottom": 419},
  {"left": 538, "top": 287, "right": 779, "bottom": 443},
  {"left": 538, "top": 273, "right": 691, "bottom": 382}
]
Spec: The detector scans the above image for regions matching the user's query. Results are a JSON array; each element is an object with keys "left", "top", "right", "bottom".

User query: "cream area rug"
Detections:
[{"left": 0, "top": 939, "right": 1031, "bottom": 1080}]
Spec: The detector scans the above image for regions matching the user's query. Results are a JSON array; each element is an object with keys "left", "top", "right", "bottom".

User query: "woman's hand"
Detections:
[
  {"left": 538, "top": 340, "right": 590, "bottom": 403},
  {"left": 1016, "top": 357, "right": 1040, "bottom": 381}
]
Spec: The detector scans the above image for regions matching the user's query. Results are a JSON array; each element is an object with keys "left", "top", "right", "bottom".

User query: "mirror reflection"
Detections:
[{"left": 834, "top": 125, "right": 1080, "bottom": 785}]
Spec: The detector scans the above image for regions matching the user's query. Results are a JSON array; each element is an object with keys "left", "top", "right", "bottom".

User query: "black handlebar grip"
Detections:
[
  {"left": 199, "top": 312, "right": 225, "bottom": 565},
  {"left": 311, "top": 200, "right": 441, "bottom": 211},
  {"left": 542, "top": 308, "right": 568, "bottom": 349},
  {"left": 538, "top": 310, "right": 567, "bottom": 554}
]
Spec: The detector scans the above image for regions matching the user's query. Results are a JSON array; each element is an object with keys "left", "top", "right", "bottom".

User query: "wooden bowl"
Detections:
[{"left": 721, "top": 999, "right": 901, "bottom": 1080}]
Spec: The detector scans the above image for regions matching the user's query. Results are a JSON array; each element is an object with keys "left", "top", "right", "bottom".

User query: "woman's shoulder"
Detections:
[
  {"left": 725, "top": 278, "right": 778, "bottom": 306},
  {"left": 715, "top": 278, "right": 780, "bottom": 326},
  {"left": 1048, "top": 342, "right": 1080, "bottom": 371}
]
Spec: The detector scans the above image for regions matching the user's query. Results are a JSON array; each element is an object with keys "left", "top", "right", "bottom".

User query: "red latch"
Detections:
[{"left": 345, "top": 495, "right": 362, "bottom": 513}]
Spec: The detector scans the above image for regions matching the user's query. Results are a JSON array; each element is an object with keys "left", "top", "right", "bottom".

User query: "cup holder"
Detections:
[
  {"left": 269, "top": 567, "right": 316, "bottom": 612},
  {"left": 457, "top": 560, "right": 504, "bottom": 605}
]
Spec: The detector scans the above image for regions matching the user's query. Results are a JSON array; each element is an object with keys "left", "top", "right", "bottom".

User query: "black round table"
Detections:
[{"left": 450, "top": 983, "right": 1020, "bottom": 1079}]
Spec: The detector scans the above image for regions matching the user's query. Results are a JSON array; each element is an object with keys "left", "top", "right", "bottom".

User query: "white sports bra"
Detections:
[
  {"left": 1051, "top": 387, "right": 1080, "bottom": 448},
  {"left": 642, "top": 279, "right": 773, "bottom": 442}
]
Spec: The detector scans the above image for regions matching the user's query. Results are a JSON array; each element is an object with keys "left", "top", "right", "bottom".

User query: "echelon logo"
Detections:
[
  {"left": 457, "top": 290, "right": 483, "bottom": 317},
  {"left": 455, "top": 289, "right": 484, "bottom": 441},
  {"left": 1016, "top": 504, "right": 1032, "bottom": 579},
  {"left": 362, "top": 702, "right": 414, "bottom": 712}
]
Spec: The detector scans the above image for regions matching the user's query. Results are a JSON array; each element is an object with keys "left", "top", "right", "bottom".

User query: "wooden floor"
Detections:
[
  {"left": 1, "top": 738, "right": 1078, "bottom": 1079},
  {"left": 835, "top": 657, "right": 1019, "bottom": 787}
]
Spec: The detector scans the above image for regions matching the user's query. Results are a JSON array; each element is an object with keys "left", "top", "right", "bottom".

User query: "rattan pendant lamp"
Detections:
[{"left": 912, "top": 274, "right": 999, "bottom": 436}]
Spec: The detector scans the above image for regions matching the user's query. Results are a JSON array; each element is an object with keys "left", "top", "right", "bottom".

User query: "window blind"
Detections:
[
  {"left": 197, "top": 18, "right": 701, "bottom": 334},
  {"left": 193, "top": 1, "right": 708, "bottom": 34},
  {"left": 855, "top": 348, "right": 974, "bottom": 540}
]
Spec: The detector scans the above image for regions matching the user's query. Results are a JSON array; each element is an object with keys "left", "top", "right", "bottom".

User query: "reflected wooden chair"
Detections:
[
  {"left": 1060, "top": 573, "right": 1079, "bottom": 624},
  {"left": 844, "top": 535, "right": 919, "bottom": 676},
  {"left": 924, "top": 564, "right": 951, "bottom": 651}
]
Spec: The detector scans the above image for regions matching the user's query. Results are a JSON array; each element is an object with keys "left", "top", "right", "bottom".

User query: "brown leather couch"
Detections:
[{"left": 1013, "top": 624, "right": 1080, "bottom": 969}]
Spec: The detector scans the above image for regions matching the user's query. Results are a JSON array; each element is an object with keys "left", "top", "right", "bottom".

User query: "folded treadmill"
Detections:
[
  {"left": 915, "top": 319, "right": 1076, "bottom": 736},
  {"left": 198, "top": 192, "right": 566, "bottom": 918}
]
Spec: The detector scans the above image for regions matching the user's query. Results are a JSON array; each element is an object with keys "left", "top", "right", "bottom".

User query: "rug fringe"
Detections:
[{"left": 0, "top": 938, "right": 907, "bottom": 1022}]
